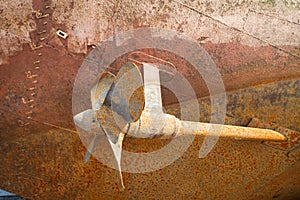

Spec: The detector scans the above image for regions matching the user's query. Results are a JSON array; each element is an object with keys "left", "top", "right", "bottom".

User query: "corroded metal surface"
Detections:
[
  {"left": 0, "top": 45, "right": 299, "bottom": 199},
  {"left": 0, "top": 0, "right": 299, "bottom": 199},
  {"left": 90, "top": 71, "right": 115, "bottom": 111},
  {"left": 1, "top": 78, "right": 299, "bottom": 199}
]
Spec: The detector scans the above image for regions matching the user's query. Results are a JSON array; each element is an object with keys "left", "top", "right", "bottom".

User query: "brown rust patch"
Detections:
[{"left": 0, "top": 11, "right": 300, "bottom": 198}]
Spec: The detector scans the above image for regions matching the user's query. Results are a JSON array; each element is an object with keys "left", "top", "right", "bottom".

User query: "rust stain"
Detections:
[
  {"left": 1, "top": 43, "right": 300, "bottom": 199},
  {"left": 0, "top": 0, "right": 299, "bottom": 199}
]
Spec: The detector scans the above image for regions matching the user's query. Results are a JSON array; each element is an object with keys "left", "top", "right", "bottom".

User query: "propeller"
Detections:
[
  {"left": 73, "top": 62, "right": 144, "bottom": 189},
  {"left": 73, "top": 61, "right": 286, "bottom": 189}
]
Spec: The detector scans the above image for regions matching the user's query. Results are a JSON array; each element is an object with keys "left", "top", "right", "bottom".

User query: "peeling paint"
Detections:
[{"left": 0, "top": 0, "right": 35, "bottom": 64}]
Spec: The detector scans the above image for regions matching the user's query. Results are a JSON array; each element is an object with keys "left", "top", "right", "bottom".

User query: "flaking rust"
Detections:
[{"left": 0, "top": 0, "right": 299, "bottom": 197}]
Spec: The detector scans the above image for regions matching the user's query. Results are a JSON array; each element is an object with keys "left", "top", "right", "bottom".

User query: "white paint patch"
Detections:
[{"left": 50, "top": 0, "right": 299, "bottom": 54}]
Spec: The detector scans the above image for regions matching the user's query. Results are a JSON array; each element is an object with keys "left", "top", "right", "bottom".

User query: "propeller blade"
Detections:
[
  {"left": 96, "top": 105, "right": 127, "bottom": 144},
  {"left": 73, "top": 109, "right": 100, "bottom": 133},
  {"left": 104, "top": 62, "right": 144, "bottom": 123},
  {"left": 107, "top": 131, "right": 126, "bottom": 189},
  {"left": 84, "top": 133, "right": 105, "bottom": 163},
  {"left": 90, "top": 71, "right": 115, "bottom": 110},
  {"left": 96, "top": 62, "right": 144, "bottom": 143}
]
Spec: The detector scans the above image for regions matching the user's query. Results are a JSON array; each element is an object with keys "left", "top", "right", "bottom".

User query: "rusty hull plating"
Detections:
[{"left": 0, "top": 0, "right": 299, "bottom": 199}]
